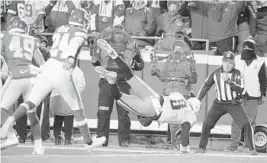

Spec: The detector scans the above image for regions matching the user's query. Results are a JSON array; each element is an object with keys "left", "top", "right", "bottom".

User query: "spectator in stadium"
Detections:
[
  {"left": 184, "top": 1, "right": 209, "bottom": 50},
  {"left": 155, "top": 1, "right": 189, "bottom": 37},
  {"left": 124, "top": 0, "right": 156, "bottom": 48},
  {"left": 188, "top": 1, "right": 245, "bottom": 55},
  {"left": 147, "top": 0, "right": 167, "bottom": 17},
  {"left": 225, "top": 37, "right": 267, "bottom": 152},
  {"left": 253, "top": 1, "right": 267, "bottom": 56},
  {"left": 236, "top": 3, "right": 256, "bottom": 54},
  {"left": 50, "top": 66, "right": 86, "bottom": 146},
  {"left": 45, "top": 0, "right": 90, "bottom": 32},
  {"left": 196, "top": 51, "right": 257, "bottom": 155},
  {"left": 6, "top": 0, "right": 55, "bottom": 33},
  {"left": 90, "top": 0, "right": 125, "bottom": 33},
  {"left": 151, "top": 32, "right": 197, "bottom": 150}
]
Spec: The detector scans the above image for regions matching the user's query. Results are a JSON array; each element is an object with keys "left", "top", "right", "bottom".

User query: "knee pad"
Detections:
[
  {"left": 74, "top": 109, "right": 87, "bottom": 126},
  {"left": 23, "top": 101, "right": 36, "bottom": 112},
  {"left": 27, "top": 111, "right": 39, "bottom": 126}
]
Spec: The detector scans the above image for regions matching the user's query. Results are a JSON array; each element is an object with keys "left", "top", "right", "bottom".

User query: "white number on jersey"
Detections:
[
  {"left": 17, "top": 3, "right": 33, "bottom": 19},
  {"left": 9, "top": 36, "right": 35, "bottom": 61},
  {"left": 51, "top": 33, "right": 70, "bottom": 59},
  {"left": 170, "top": 99, "right": 187, "bottom": 110}
]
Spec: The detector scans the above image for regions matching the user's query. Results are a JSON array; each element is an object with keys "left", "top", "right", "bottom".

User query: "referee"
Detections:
[{"left": 195, "top": 51, "right": 257, "bottom": 155}]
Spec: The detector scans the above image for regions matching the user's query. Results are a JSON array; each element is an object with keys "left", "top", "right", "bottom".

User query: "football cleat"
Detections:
[
  {"left": 194, "top": 148, "right": 206, "bottom": 153},
  {"left": 96, "top": 39, "right": 118, "bottom": 59},
  {"left": 94, "top": 66, "right": 117, "bottom": 84},
  {"left": 0, "top": 131, "right": 19, "bottom": 150},
  {"left": 32, "top": 147, "right": 44, "bottom": 155},
  {"left": 84, "top": 136, "right": 106, "bottom": 152},
  {"left": 248, "top": 149, "right": 257, "bottom": 155},
  {"left": 179, "top": 144, "right": 190, "bottom": 153}
]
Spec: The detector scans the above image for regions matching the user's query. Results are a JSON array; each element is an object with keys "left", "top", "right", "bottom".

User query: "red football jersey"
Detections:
[
  {"left": 1, "top": 31, "right": 39, "bottom": 79},
  {"left": 50, "top": 25, "right": 87, "bottom": 62}
]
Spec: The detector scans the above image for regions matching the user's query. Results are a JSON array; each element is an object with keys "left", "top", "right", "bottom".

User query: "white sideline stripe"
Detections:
[
  {"left": 10, "top": 146, "right": 267, "bottom": 159},
  {"left": 16, "top": 145, "right": 173, "bottom": 154}
]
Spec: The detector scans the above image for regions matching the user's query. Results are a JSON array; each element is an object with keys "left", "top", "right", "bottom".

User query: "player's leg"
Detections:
[
  {"left": 96, "top": 39, "right": 159, "bottom": 99},
  {"left": 0, "top": 79, "right": 24, "bottom": 126},
  {"left": 179, "top": 109, "right": 197, "bottom": 153},
  {"left": 23, "top": 82, "right": 44, "bottom": 154},
  {"left": 95, "top": 66, "right": 159, "bottom": 118},
  {"left": 56, "top": 74, "right": 106, "bottom": 151},
  {"left": 0, "top": 79, "right": 31, "bottom": 150},
  {"left": 111, "top": 83, "right": 158, "bottom": 118},
  {"left": 179, "top": 122, "right": 191, "bottom": 153},
  {"left": 227, "top": 104, "right": 256, "bottom": 155},
  {"left": 1, "top": 71, "right": 53, "bottom": 150}
]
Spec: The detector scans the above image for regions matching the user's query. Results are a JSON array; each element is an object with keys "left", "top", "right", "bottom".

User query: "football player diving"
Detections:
[{"left": 94, "top": 39, "right": 201, "bottom": 153}]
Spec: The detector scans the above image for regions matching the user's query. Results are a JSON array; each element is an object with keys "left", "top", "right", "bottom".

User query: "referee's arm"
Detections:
[
  {"left": 226, "top": 70, "right": 244, "bottom": 94},
  {"left": 197, "top": 69, "right": 216, "bottom": 101}
]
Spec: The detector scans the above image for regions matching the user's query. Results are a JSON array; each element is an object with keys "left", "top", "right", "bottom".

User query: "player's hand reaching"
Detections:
[{"left": 63, "top": 57, "right": 75, "bottom": 71}]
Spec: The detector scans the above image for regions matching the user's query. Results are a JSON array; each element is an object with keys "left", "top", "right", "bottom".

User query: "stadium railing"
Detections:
[{"left": 40, "top": 32, "right": 210, "bottom": 51}]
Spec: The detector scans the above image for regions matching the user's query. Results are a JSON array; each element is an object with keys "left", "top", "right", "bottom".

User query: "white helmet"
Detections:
[{"left": 187, "top": 98, "right": 201, "bottom": 114}]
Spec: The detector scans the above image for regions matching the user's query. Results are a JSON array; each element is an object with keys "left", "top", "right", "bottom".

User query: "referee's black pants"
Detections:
[{"left": 199, "top": 100, "right": 255, "bottom": 150}]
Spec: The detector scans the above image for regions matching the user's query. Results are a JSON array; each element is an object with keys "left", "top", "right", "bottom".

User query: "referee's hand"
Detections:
[{"left": 222, "top": 73, "right": 230, "bottom": 82}]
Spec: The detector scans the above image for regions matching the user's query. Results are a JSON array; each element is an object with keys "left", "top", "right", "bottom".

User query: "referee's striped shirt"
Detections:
[{"left": 197, "top": 67, "right": 244, "bottom": 102}]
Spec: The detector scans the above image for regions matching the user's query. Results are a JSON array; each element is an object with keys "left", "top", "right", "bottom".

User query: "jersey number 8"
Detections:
[{"left": 9, "top": 36, "right": 35, "bottom": 61}]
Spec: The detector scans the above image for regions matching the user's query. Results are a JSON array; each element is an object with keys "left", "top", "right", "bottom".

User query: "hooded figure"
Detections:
[{"left": 241, "top": 36, "right": 257, "bottom": 61}]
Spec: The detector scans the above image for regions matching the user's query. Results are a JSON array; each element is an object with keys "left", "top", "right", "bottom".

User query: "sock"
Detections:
[
  {"left": 1, "top": 108, "right": 10, "bottom": 126},
  {"left": 78, "top": 123, "right": 92, "bottom": 144},
  {"left": 34, "top": 139, "right": 42, "bottom": 149},
  {"left": 74, "top": 109, "right": 92, "bottom": 144},
  {"left": 181, "top": 122, "right": 191, "bottom": 147},
  {"left": 28, "top": 111, "right": 42, "bottom": 143}
]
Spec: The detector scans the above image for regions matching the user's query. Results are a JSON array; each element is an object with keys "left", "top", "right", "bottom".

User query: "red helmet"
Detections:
[
  {"left": 69, "top": 9, "right": 90, "bottom": 30},
  {"left": 8, "top": 16, "right": 27, "bottom": 33}
]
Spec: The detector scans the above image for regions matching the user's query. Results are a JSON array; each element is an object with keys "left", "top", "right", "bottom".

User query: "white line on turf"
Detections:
[
  {"left": 16, "top": 145, "right": 175, "bottom": 154},
  {"left": 13, "top": 145, "right": 267, "bottom": 158}
]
